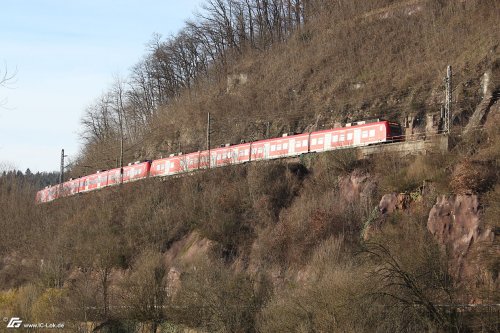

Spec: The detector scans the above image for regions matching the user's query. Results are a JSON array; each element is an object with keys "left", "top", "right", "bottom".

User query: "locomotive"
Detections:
[{"left": 35, "top": 119, "right": 402, "bottom": 203}]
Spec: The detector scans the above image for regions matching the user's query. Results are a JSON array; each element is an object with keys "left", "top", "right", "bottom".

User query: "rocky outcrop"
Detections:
[
  {"left": 427, "top": 195, "right": 495, "bottom": 280},
  {"left": 363, "top": 192, "right": 413, "bottom": 240},
  {"left": 378, "top": 193, "right": 411, "bottom": 214},
  {"left": 464, "top": 61, "right": 500, "bottom": 135},
  {"left": 338, "top": 171, "right": 375, "bottom": 202}
]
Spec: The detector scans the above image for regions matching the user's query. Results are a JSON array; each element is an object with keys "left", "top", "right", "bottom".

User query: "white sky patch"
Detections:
[{"left": 0, "top": 0, "right": 203, "bottom": 172}]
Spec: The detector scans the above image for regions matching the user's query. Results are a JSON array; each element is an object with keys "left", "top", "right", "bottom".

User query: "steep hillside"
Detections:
[
  {"left": 1, "top": 0, "right": 499, "bottom": 332},
  {"left": 1, "top": 131, "right": 499, "bottom": 331},
  {"left": 74, "top": 0, "right": 499, "bottom": 173}
]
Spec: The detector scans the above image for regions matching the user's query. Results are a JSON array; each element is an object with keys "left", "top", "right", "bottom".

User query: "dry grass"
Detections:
[
  {"left": 3, "top": 1, "right": 500, "bottom": 330},
  {"left": 134, "top": 0, "right": 500, "bottom": 159}
]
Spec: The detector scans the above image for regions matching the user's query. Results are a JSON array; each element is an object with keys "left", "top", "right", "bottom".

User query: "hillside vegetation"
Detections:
[
  {"left": 1, "top": 0, "right": 499, "bottom": 332},
  {"left": 74, "top": 0, "right": 498, "bottom": 174}
]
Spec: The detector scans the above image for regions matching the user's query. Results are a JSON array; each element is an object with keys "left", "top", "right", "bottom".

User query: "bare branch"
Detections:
[{"left": 0, "top": 63, "right": 17, "bottom": 88}]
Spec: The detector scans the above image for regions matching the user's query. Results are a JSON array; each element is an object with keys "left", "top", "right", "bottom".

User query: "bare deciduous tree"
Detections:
[{"left": 0, "top": 64, "right": 16, "bottom": 108}]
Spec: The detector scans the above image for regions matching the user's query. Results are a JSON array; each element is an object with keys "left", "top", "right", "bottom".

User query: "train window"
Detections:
[
  {"left": 271, "top": 145, "right": 276, "bottom": 152},
  {"left": 302, "top": 140, "right": 307, "bottom": 146},
  {"left": 369, "top": 129, "right": 375, "bottom": 137},
  {"left": 332, "top": 135, "right": 338, "bottom": 142},
  {"left": 258, "top": 147, "right": 263, "bottom": 153},
  {"left": 277, "top": 144, "right": 282, "bottom": 150},
  {"left": 347, "top": 133, "right": 353, "bottom": 140},
  {"left": 312, "top": 138, "right": 317, "bottom": 145},
  {"left": 156, "top": 165, "right": 161, "bottom": 171},
  {"left": 340, "top": 134, "right": 345, "bottom": 141},
  {"left": 245, "top": 149, "right": 249, "bottom": 155},
  {"left": 318, "top": 138, "right": 323, "bottom": 144},
  {"left": 217, "top": 155, "right": 221, "bottom": 160},
  {"left": 362, "top": 131, "right": 368, "bottom": 138},
  {"left": 283, "top": 143, "right": 288, "bottom": 149},
  {"left": 252, "top": 148, "right": 257, "bottom": 154},
  {"left": 296, "top": 141, "right": 301, "bottom": 147}
]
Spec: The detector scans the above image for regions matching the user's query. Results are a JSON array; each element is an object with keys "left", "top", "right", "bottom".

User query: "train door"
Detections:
[
  {"left": 264, "top": 143, "right": 270, "bottom": 159},
  {"left": 354, "top": 129, "right": 361, "bottom": 145},
  {"left": 288, "top": 138, "right": 295, "bottom": 156},
  {"left": 231, "top": 148, "right": 238, "bottom": 164},
  {"left": 164, "top": 161, "right": 171, "bottom": 175},
  {"left": 324, "top": 133, "right": 332, "bottom": 150}
]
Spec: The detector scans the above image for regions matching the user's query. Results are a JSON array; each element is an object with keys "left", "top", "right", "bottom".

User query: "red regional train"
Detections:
[{"left": 35, "top": 119, "right": 402, "bottom": 203}]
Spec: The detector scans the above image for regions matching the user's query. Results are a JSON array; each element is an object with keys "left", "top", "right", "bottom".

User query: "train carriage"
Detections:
[
  {"left": 36, "top": 119, "right": 403, "bottom": 203},
  {"left": 180, "top": 152, "right": 202, "bottom": 172},
  {"left": 107, "top": 168, "right": 122, "bottom": 186},
  {"left": 96, "top": 170, "right": 109, "bottom": 189},
  {"left": 35, "top": 187, "right": 50, "bottom": 203},
  {"left": 150, "top": 156, "right": 181, "bottom": 177},
  {"left": 199, "top": 151, "right": 210, "bottom": 169},
  {"left": 150, "top": 157, "right": 170, "bottom": 177},
  {"left": 249, "top": 141, "right": 266, "bottom": 161},
  {"left": 122, "top": 161, "right": 151, "bottom": 183},
  {"left": 61, "top": 178, "right": 80, "bottom": 197},
  {"left": 234, "top": 142, "right": 251, "bottom": 164},
  {"left": 267, "top": 136, "right": 293, "bottom": 159},
  {"left": 210, "top": 146, "right": 236, "bottom": 167},
  {"left": 86, "top": 174, "right": 100, "bottom": 191},
  {"left": 78, "top": 175, "right": 91, "bottom": 193},
  {"left": 288, "top": 133, "right": 310, "bottom": 156}
]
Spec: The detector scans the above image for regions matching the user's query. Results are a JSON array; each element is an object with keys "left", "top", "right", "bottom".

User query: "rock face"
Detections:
[
  {"left": 427, "top": 195, "right": 495, "bottom": 280},
  {"left": 464, "top": 62, "right": 500, "bottom": 135},
  {"left": 339, "top": 171, "right": 375, "bottom": 202},
  {"left": 378, "top": 193, "right": 411, "bottom": 214}
]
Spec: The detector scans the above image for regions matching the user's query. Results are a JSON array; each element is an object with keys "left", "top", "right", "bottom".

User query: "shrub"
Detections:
[
  {"left": 170, "top": 258, "right": 266, "bottom": 332},
  {"left": 450, "top": 159, "right": 495, "bottom": 194},
  {"left": 247, "top": 162, "right": 303, "bottom": 223}
]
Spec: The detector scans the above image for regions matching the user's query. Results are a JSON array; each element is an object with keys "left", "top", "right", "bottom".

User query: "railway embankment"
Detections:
[
  {"left": 2, "top": 1, "right": 500, "bottom": 331},
  {"left": 358, "top": 134, "right": 449, "bottom": 158}
]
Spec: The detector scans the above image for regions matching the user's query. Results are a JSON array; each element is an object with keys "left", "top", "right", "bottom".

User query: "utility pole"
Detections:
[
  {"left": 59, "top": 149, "right": 67, "bottom": 194},
  {"left": 120, "top": 135, "right": 124, "bottom": 183},
  {"left": 59, "top": 149, "right": 66, "bottom": 184},
  {"left": 118, "top": 109, "right": 124, "bottom": 184},
  {"left": 207, "top": 112, "right": 211, "bottom": 168},
  {"left": 444, "top": 65, "right": 452, "bottom": 134}
]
